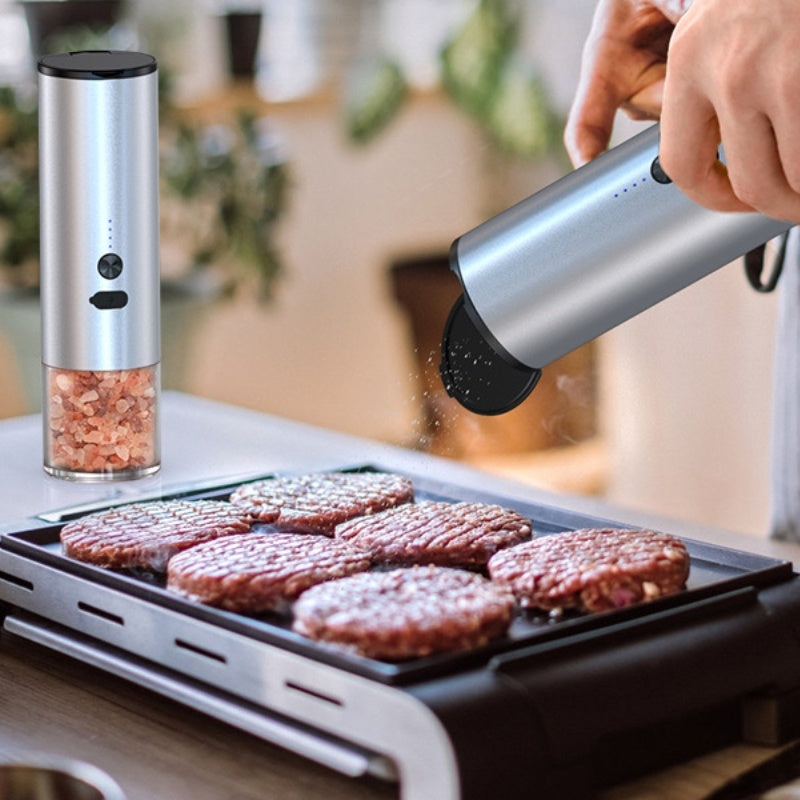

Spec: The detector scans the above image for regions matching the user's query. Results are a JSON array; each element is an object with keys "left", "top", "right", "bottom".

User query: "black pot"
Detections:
[
  {"left": 20, "top": 0, "right": 124, "bottom": 58},
  {"left": 224, "top": 11, "right": 262, "bottom": 78}
]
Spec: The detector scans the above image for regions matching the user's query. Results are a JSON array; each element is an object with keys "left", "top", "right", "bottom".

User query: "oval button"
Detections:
[{"left": 89, "top": 290, "right": 128, "bottom": 309}]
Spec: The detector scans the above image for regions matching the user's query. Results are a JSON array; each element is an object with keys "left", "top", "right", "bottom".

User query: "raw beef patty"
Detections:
[
  {"left": 334, "top": 500, "right": 531, "bottom": 567},
  {"left": 487, "top": 527, "right": 690, "bottom": 613},
  {"left": 60, "top": 499, "right": 253, "bottom": 571},
  {"left": 229, "top": 471, "right": 414, "bottom": 534},
  {"left": 292, "top": 565, "right": 515, "bottom": 660},
  {"left": 166, "top": 532, "right": 372, "bottom": 613}
]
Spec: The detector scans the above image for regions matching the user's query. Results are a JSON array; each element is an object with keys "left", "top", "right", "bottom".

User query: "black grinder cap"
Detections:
[
  {"left": 440, "top": 294, "right": 541, "bottom": 416},
  {"left": 38, "top": 51, "right": 157, "bottom": 79}
]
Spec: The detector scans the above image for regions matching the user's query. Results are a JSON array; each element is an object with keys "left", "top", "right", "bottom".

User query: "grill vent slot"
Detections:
[
  {"left": 77, "top": 601, "right": 124, "bottom": 626},
  {"left": 174, "top": 638, "right": 227, "bottom": 664},
  {"left": 285, "top": 680, "right": 344, "bottom": 707},
  {"left": 0, "top": 570, "right": 33, "bottom": 591}
]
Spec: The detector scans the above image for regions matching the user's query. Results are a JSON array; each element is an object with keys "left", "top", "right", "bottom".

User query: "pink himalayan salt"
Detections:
[{"left": 45, "top": 366, "right": 158, "bottom": 475}]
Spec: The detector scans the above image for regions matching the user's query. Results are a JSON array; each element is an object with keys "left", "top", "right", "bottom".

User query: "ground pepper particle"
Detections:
[{"left": 44, "top": 365, "right": 158, "bottom": 476}]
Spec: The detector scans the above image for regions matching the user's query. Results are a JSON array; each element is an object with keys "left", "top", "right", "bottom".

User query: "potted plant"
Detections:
[
  {"left": 158, "top": 104, "right": 290, "bottom": 393},
  {"left": 0, "top": 87, "right": 39, "bottom": 293},
  {"left": 160, "top": 111, "right": 289, "bottom": 304},
  {"left": 20, "top": 0, "right": 125, "bottom": 59},
  {"left": 343, "top": 0, "right": 563, "bottom": 162}
]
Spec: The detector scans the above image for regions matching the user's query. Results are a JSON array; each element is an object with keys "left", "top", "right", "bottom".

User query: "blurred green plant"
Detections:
[
  {"left": 344, "top": 0, "right": 561, "bottom": 161},
  {"left": 0, "top": 87, "right": 39, "bottom": 288},
  {"left": 0, "top": 29, "right": 290, "bottom": 302},
  {"left": 161, "top": 112, "right": 290, "bottom": 302}
]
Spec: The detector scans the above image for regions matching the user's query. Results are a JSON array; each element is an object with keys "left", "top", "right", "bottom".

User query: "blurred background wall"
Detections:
[{"left": 0, "top": 0, "right": 779, "bottom": 538}]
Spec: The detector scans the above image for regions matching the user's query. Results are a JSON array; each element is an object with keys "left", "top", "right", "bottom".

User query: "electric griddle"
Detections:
[{"left": 2, "top": 466, "right": 800, "bottom": 799}]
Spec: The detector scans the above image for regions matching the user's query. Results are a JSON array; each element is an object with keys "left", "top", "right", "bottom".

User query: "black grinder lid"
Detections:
[
  {"left": 440, "top": 294, "right": 541, "bottom": 416},
  {"left": 38, "top": 51, "right": 156, "bottom": 79}
]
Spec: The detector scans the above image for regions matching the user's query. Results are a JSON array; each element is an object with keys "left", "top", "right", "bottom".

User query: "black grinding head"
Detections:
[
  {"left": 38, "top": 51, "right": 157, "bottom": 79},
  {"left": 439, "top": 295, "right": 541, "bottom": 415}
]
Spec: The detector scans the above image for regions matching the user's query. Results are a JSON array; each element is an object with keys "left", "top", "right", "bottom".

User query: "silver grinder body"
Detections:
[
  {"left": 39, "top": 51, "right": 161, "bottom": 480},
  {"left": 443, "top": 124, "right": 792, "bottom": 414}
]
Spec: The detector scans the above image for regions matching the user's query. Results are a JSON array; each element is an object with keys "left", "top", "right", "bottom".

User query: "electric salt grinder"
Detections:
[
  {"left": 441, "top": 123, "right": 793, "bottom": 415},
  {"left": 39, "top": 51, "right": 161, "bottom": 480}
]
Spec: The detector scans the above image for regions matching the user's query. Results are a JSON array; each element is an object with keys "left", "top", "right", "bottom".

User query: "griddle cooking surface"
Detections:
[{"left": 1, "top": 467, "right": 793, "bottom": 685}]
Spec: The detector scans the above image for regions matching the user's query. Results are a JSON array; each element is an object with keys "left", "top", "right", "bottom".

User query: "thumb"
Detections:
[
  {"left": 624, "top": 77, "right": 665, "bottom": 120},
  {"left": 564, "top": 85, "right": 619, "bottom": 167}
]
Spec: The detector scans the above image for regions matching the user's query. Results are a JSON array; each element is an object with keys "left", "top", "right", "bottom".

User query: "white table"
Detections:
[{"left": 2, "top": 392, "right": 795, "bottom": 561}]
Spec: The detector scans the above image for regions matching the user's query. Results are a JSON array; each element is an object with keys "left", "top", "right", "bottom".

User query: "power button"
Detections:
[
  {"left": 98, "top": 253, "right": 123, "bottom": 279},
  {"left": 650, "top": 157, "right": 672, "bottom": 184}
]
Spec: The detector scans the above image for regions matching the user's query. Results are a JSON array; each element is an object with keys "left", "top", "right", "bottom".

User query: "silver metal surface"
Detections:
[
  {"left": 39, "top": 61, "right": 160, "bottom": 371},
  {"left": 453, "top": 124, "right": 792, "bottom": 369},
  {"left": 0, "top": 750, "right": 127, "bottom": 800},
  {"left": 0, "top": 551, "right": 461, "bottom": 800}
]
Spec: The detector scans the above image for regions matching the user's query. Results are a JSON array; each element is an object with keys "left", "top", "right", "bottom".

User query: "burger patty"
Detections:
[
  {"left": 334, "top": 500, "right": 531, "bottom": 567},
  {"left": 292, "top": 565, "right": 515, "bottom": 660},
  {"left": 229, "top": 471, "right": 414, "bottom": 534},
  {"left": 166, "top": 532, "right": 373, "bottom": 613},
  {"left": 487, "top": 527, "right": 690, "bottom": 613},
  {"left": 60, "top": 499, "right": 253, "bottom": 572}
]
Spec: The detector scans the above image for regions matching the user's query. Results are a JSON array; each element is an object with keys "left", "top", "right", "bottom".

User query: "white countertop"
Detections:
[
  {"left": 1, "top": 391, "right": 797, "bottom": 566},
  {"left": 0, "top": 391, "right": 386, "bottom": 527}
]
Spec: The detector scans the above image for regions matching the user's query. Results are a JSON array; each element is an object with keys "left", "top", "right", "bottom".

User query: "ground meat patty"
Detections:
[
  {"left": 487, "top": 527, "right": 690, "bottom": 613},
  {"left": 166, "top": 532, "right": 372, "bottom": 613},
  {"left": 292, "top": 565, "right": 515, "bottom": 660},
  {"left": 60, "top": 500, "right": 253, "bottom": 571},
  {"left": 334, "top": 500, "right": 531, "bottom": 567},
  {"left": 228, "top": 471, "right": 414, "bottom": 534}
]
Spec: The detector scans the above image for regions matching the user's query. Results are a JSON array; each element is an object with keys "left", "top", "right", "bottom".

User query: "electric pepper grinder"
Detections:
[
  {"left": 440, "top": 124, "right": 794, "bottom": 415},
  {"left": 39, "top": 51, "right": 161, "bottom": 480}
]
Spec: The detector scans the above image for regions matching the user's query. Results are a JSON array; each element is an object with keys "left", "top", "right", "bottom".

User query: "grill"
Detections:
[{"left": 2, "top": 466, "right": 800, "bottom": 799}]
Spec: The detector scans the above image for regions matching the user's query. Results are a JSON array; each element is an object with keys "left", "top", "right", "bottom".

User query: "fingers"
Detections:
[
  {"left": 661, "top": 68, "right": 800, "bottom": 220},
  {"left": 722, "top": 113, "right": 800, "bottom": 221},
  {"left": 623, "top": 79, "right": 665, "bottom": 121},
  {"left": 565, "top": 55, "right": 664, "bottom": 166},
  {"left": 565, "top": 1, "right": 675, "bottom": 168},
  {"left": 658, "top": 0, "right": 800, "bottom": 222},
  {"left": 767, "top": 78, "right": 800, "bottom": 198},
  {"left": 564, "top": 1, "right": 631, "bottom": 166},
  {"left": 564, "top": 32, "right": 625, "bottom": 165},
  {"left": 564, "top": 78, "right": 621, "bottom": 167},
  {"left": 659, "top": 88, "right": 752, "bottom": 213}
]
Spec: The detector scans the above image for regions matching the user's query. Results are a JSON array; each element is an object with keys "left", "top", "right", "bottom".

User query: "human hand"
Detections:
[
  {"left": 660, "top": 0, "right": 800, "bottom": 222},
  {"left": 564, "top": 0, "right": 689, "bottom": 167}
]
